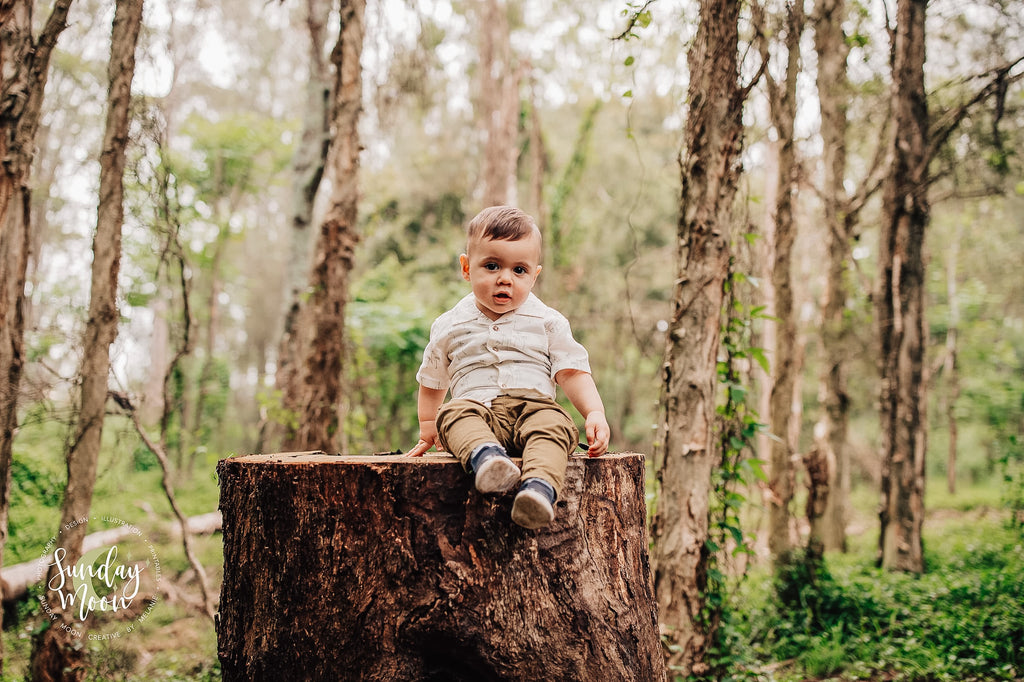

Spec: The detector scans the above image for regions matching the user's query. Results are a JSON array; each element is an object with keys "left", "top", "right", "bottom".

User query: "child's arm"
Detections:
[
  {"left": 555, "top": 369, "right": 610, "bottom": 457},
  {"left": 405, "top": 385, "right": 447, "bottom": 457}
]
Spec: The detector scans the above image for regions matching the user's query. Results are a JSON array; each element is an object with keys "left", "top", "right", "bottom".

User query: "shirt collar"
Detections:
[{"left": 450, "top": 292, "right": 546, "bottom": 324}]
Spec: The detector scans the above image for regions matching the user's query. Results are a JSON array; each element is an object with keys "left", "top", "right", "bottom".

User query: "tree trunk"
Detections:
[
  {"left": 651, "top": 0, "right": 746, "bottom": 674},
  {"left": 803, "top": 441, "right": 831, "bottom": 559},
  {"left": 526, "top": 76, "right": 546, "bottom": 227},
  {"left": 275, "top": 0, "right": 332, "bottom": 448},
  {"left": 0, "top": 0, "right": 74, "bottom": 674},
  {"left": 876, "top": 0, "right": 928, "bottom": 574},
  {"left": 283, "top": 0, "right": 364, "bottom": 453},
  {"left": 477, "top": 0, "right": 520, "bottom": 207},
  {"left": 812, "top": 0, "right": 854, "bottom": 557},
  {"left": 30, "top": 1, "right": 143, "bottom": 678},
  {"left": 942, "top": 229, "right": 961, "bottom": 495},
  {"left": 216, "top": 452, "right": 664, "bottom": 682},
  {"left": 761, "top": 0, "right": 804, "bottom": 569}
]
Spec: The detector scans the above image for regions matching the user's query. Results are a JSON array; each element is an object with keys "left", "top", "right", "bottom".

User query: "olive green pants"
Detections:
[{"left": 435, "top": 391, "right": 578, "bottom": 498}]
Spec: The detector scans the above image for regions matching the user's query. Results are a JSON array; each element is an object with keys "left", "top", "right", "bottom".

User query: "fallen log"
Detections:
[
  {"left": 0, "top": 511, "right": 222, "bottom": 603},
  {"left": 217, "top": 451, "right": 664, "bottom": 681}
]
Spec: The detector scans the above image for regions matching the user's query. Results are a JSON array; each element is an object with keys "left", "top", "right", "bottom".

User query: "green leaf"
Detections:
[
  {"left": 742, "top": 458, "right": 769, "bottom": 482},
  {"left": 750, "top": 347, "right": 771, "bottom": 373},
  {"left": 624, "top": 55, "right": 635, "bottom": 66},
  {"left": 728, "top": 525, "right": 745, "bottom": 545}
]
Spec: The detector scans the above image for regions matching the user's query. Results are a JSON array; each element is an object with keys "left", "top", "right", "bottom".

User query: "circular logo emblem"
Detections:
[{"left": 34, "top": 515, "right": 162, "bottom": 640}]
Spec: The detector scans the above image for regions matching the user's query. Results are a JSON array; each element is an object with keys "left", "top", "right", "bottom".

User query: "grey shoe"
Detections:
[
  {"left": 511, "top": 478, "right": 556, "bottom": 529},
  {"left": 470, "top": 443, "right": 519, "bottom": 494}
]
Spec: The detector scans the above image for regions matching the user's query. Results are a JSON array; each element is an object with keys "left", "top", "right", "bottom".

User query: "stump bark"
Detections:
[{"left": 216, "top": 451, "right": 665, "bottom": 681}]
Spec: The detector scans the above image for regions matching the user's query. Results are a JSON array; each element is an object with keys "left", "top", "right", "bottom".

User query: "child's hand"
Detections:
[
  {"left": 405, "top": 420, "right": 438, "bottom": 457},
  {"left": 584, "top": 411, "right": 610, "bottom": 457}
]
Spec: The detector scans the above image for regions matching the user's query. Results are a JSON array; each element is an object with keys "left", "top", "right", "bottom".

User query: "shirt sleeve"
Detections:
[
  {"left": 546, "top": 311, "right": 592, "bottom": 377},
  {"left": 416, "top": 315, "right": 452, "bottom": 392}
]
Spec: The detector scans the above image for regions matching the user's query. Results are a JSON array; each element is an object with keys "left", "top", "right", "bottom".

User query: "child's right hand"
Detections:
[
  {"left": 405, "top": 421, "right": 438, "bottom": 457},
  {"left": 405, "top": 439, "right": 432, "bottom": 457}
]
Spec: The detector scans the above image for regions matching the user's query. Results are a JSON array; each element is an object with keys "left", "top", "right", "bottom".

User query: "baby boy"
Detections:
[{"left": 406, "top": 206, "right": 609, "bottom": 529}]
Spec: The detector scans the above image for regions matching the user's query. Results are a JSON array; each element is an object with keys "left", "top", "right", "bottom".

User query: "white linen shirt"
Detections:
[{"left": 416, "top": 293, "right": 592, "bottom": 406}]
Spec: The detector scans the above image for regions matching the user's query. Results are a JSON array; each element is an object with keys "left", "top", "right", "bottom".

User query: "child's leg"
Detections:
[
  {"left": 436, "top": 399, "right": 503, "bottom": 470},
  {"left": 436, "top": 399, "right": 519, "bottom": 494},
  {"left": 511, "top": 398, "right": 579, "bottom": 498}
]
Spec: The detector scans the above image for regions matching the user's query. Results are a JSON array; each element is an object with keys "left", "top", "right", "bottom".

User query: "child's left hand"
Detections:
[{"left": 584, "top": 411, "right": 610, "bottom": 457}]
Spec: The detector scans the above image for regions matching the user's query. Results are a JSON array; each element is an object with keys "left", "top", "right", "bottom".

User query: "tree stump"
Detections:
[{"left": 216, "top": 451, "right": 665, "bottom": 682}]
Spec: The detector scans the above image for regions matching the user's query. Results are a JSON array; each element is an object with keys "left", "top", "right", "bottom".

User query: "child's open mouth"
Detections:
[{"left": 494, "top": 293, "right": 512, "bottom": 303}]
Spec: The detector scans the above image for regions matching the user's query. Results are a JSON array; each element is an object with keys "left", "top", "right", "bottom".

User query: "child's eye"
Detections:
[
  {"left": 484, "top": 263, "right": 499, "bottom": 271},
  {"left": 513, "top": 266, "right": 529, "bottom": 275}
]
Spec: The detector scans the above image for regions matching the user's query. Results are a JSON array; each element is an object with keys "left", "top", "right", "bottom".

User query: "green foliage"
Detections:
[
  {"left": 727, "top": 516, "right": 1024, "bottom": 681},
  {"left": 178, "top": 112, "right": 294, "bottom": 198},
  {"left": 343, "top": 265, "right": 437, "bottom": 452},
  {"left": 697, "top": 258, "right": 769, "bottom": 681},
  {"left": 1000, "top": 434, "right": 1024, "bottom": 527}
]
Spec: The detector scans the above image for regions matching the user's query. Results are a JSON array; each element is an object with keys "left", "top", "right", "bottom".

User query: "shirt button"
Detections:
[{"left": 492, "top": 325, "right": 499, "bottom": 332}]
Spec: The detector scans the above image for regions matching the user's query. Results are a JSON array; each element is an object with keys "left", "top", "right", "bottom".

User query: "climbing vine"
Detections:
[{"left": 699, "top": 248, "right": 769, "bottom": 679}]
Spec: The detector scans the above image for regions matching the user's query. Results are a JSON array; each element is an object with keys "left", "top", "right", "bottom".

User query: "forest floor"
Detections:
[{"left": 2, "top": 474, "right": 1020, "bottom": 681}]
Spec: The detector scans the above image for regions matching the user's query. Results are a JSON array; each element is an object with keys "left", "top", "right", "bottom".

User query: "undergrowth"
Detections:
[{"left": 720, "top": 513, "right": 1024, "bottom": 681}]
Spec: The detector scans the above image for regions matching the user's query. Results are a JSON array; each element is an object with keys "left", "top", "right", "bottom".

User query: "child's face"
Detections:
[{"left": 460, "top": 231, "right": 543, "bottom": 321}]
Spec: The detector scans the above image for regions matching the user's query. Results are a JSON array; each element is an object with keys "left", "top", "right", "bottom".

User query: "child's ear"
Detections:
[{"left": 459, "top": 254, "right": 470, "bottom": 281}]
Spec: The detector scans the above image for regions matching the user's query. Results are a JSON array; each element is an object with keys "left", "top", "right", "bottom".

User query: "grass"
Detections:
[{"left": 713, "top": 501, "right": 1024, "bottom": 681}]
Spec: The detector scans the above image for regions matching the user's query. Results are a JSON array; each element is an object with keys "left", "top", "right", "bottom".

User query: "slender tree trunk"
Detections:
[
  {"left": 284, "top": 0, "right": 364, "bottom": 453},
  {"left": 478, "top": 0, "right": 519, "bottom": 207},
  {"left": 30, "top": 2, "right": 143, "bottom": 678},
  {"left": 276, "top": 0, "right": 331, "bottom": 447},
  {"left": 526, "top": 74, "right": 546, "bottom": 227},
  {"left": 876, "top": 0, "right": 928, "bottom": 574},
  {"left": 761, "top": 0, "right": 804, "bottom": 569},
  {"left": 651, "top": 0, "right": 746, "bottom": 674},
  {"left": 0, "top": 1, "right": 74, "bottom": 673},
  {"left": 943, "top": 229, "right": 961, "bottom": 495},
  {"left": 813, "top": 0, "right": 892, "bottom": 553}
]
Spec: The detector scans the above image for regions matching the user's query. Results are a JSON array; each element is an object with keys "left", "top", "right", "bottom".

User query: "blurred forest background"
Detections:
[{"left": 1, "top": 0, "right": 1023, "bottom": 679}]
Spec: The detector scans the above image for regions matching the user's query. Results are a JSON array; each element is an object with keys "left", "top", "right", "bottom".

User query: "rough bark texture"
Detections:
[
  {"left": 30, "top": 1, "right": 143, "bottom": 678},
  {"left": 803, "top": 443, "right": 831, "bottom": 559},
  {"left": 0, "top": 0, "right": 72, "bottom": 590},
  {"left": 217, "top": 452, "right": 664, "bottom": 682},
  {"left": 651, "top": 0, "right": 745, "bottom": 674},
  {"left": 812, "top": 0, "right": 853, "bottom": 555},
  {"left": 284, "top": 0, "right": 364, "bottom": 453},
  {"left": 0, "top": 0, "right": 73, "bottom": 675},
  {"left": 876, "top": 0, "right": 928, "bottom": 574}
]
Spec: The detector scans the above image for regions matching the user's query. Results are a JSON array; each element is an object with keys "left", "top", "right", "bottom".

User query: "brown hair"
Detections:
[{"left": 466, "top": 205, "right": 540, "bottom": 245}]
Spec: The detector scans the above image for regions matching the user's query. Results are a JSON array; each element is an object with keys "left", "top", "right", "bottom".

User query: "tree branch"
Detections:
[
  {"left": 112, "top": 391, "right": 217, "bottom": 621},
  {"left": 612, "top": 0, "right": 658, "bottom": 41},
  {"left": 926, "top": 57, "right": 1024, "bottom": 165}
]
